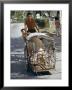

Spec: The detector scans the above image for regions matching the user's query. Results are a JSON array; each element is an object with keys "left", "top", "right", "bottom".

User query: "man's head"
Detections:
[{"left": 27, "top": 12, "right": 32, "bottom": 20}]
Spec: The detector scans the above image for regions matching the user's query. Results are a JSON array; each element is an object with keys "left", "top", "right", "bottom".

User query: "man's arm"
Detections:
[
  {"left": 33, "top": 19, "right": 39, "bottom": 32},
  {"left": 34, "top": 22, "right": 39, "bottom": 32},
  {"left": 35, "top": 24, "right": 39, "bottom": 32},
  {"left": 24, "top": 19, "right": 28, "bottom": 31}
]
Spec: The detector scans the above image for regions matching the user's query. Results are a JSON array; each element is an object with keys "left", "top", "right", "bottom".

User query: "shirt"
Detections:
[
  {"left": 25, "top": 18, "right": 36, "bottom": 30},
  {"left": 55, "top": 20, "right": 60, "bottom": 28}
]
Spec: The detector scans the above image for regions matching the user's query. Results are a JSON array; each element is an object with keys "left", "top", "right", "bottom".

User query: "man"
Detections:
[
  {"left": 22, "top": 12, "right": 45, "bottom": 57},
  {"left": 55, "top": 17, "right": 61, "bottom": 36},
  {"left": 24, "top": 12, "right": 39, "bottom": 33}
]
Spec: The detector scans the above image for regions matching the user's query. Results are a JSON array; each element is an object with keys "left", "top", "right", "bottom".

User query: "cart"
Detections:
[{"left": 21, "top": 29, "right": 56, "bottom": 74}]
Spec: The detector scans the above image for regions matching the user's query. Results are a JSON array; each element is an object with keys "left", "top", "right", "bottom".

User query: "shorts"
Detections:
[{"left": 27, "top": 29, "right": 36, "bottom": 33}]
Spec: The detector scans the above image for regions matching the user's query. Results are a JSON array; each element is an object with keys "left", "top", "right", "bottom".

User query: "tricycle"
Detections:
[{"left": 21, "top": 29, "right": 56, "bottom": 74}]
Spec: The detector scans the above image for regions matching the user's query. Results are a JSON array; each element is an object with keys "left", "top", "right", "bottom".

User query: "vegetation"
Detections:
[{"left": 11, "top": 11, "right": 60, "bottom": 23}]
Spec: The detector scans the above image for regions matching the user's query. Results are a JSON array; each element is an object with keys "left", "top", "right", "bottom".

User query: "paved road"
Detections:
[
  {"left": 11, "top": 36, "right": 61, "bottom": 79},
  {"left": 11, "top": 51, "right": 61, "bottom": 79}
]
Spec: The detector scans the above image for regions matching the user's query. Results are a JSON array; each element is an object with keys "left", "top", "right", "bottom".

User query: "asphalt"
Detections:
[{"left": 11, "top": 35, "right": 61, "bottom": 79}]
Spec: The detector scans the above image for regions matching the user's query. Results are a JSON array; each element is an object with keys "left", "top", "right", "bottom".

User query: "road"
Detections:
[{"left": 11, "top": 36, "right": 61, "bottom": 79}]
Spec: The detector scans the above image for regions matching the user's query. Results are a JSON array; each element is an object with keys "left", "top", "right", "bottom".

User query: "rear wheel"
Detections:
[{"left": 27, "top": 63, "right": 30, "bottom": 72}]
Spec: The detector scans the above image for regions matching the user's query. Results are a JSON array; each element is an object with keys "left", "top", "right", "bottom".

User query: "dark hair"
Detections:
[
  {"left": 55, "top": 17, "right": 59, "bottom": 20},
  {"left": 27, "top": 12, "right": 32, "bottom": 17}
]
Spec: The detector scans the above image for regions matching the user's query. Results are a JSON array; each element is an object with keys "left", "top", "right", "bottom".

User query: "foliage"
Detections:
[{"left": 11, "top": 11, "right": 60, "bottom": 23}]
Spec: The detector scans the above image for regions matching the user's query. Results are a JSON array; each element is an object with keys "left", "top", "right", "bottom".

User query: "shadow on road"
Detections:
[{"left": 27, "top": 71, "right": 52, "bottom": 76}]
